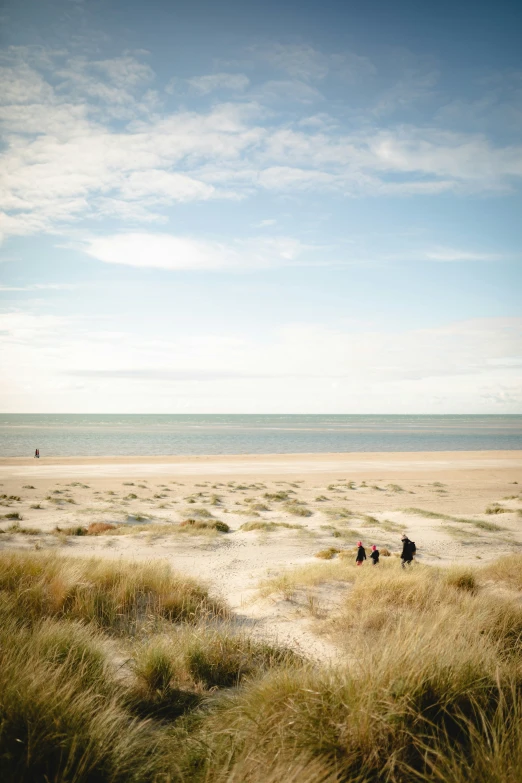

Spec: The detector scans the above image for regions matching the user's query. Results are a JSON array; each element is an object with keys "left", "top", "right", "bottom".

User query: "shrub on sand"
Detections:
[
  {"left": 283, "top": 502, "right": 313, "bottom": 517},
  {"left": 87, "top": 522, "right": 117, "bottom": 535},
  {"left": 314, "top": 548, "right": 340, "bottom": 560},
  {"left": 240, "top": 521, "right": 302, "bottom": 532},
  {"left": 180, "top": 518, "right": 230, "bottom": 533}
]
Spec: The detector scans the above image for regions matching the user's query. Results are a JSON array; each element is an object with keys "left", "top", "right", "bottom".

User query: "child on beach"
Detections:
[
  {"left": 370, "top": 545, "right": 380, "bottom": 565},
  {"left": 356, "top": 541, "right": 366, "bottom": 565}
]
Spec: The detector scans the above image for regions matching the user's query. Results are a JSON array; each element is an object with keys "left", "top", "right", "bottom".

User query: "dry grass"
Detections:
[
  {"left": 283, "top": 502, "right": 313, "bottom": 517},
  {"left": 314, "top": 548, "right": 341, "bottom": 560},
  {"left": 481, "top": 554, "right": 522, "bottom": 590},
  {"left": 1, "top": 551, "right": 521, "bottom": 783},
  {"left": 179, "top": 518, "right": 230, "bottom": 533},
  {"left": 240, "top": 521, "right": 302, "bottom": 532},
  {"left": 403, "top": 507, "right": 506, "bottom": 531},
  {"left": 0, "top": 550, "right": 226, "bottom": 630}
]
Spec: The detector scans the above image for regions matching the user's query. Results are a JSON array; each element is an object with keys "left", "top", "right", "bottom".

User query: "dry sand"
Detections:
[{"left": 1, "top": 451, "right": 521, "bottom": 659}]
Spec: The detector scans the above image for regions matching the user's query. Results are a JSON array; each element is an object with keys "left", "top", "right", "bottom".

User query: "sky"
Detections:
[{"left": 0, "top": 0, "right": 521, "bottom": 414}]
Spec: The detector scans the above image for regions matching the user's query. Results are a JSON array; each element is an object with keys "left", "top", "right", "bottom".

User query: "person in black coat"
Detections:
[
  {"left": 370, "top": 545, "right": 379, "bottom": 565},
  {"left": 401, "top": 534, "right": 415, "bottom": 568},
  {"left": 356, "top": 541, "right": 366, "bottom": 565}
]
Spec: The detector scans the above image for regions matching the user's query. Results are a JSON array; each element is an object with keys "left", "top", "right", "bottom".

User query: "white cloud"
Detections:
[
  {"left": 1, "top": 47, "right": 522, "bottom": 243},
  {"left": 248, "top": 43, "right": 375, "bottom": 83},
  {"left": 422, "top": 247, "right": 501, "bottom": 262},
  {"left": 0, "top": 283, "right": 77, "bottom": 291},
  {"left": 83, "top": 232, "right": 308, "bottom": 270},
  {"left": 186, "top": 72, "right": 250, "bottom": 94}
]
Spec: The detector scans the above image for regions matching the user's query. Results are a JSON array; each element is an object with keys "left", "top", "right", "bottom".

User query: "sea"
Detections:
[{"left": 0, "top": 414, "right": 521, "bottom": 457}]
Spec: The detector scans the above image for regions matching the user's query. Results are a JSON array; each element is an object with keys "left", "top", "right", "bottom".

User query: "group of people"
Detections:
[{"left": 355, "top": 534, "right": 416, "bottom": 568}]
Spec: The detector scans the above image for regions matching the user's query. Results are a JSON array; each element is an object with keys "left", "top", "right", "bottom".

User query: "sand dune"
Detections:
[{"left": 1, "top": 450, "right": 521, "bottom": 659}]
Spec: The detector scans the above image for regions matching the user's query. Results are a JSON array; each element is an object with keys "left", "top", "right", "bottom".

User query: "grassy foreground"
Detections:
[{"left": 0, "top": 551, "right": 521, "bottom": 782}]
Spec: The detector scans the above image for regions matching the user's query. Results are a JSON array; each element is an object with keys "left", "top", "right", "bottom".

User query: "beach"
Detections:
[{"left": 1, "top": 450, "right": 521, "bottom": 659}]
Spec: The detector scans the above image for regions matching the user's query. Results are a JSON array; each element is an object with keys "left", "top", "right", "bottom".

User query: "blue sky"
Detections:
[{"left": 0, "top": 0, "right": 521, "bottom": 413}]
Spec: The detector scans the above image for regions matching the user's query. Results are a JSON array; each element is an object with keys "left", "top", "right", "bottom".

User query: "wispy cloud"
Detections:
[
  {"left": 186, "top": 72, "right": 250, "bottom": 94},
  {"left": 0, "top": 283, "right": 78, "bottom": 292},
  {"left": 1, "top": 46, "right": 522, "bottom": 245},
  {"left": 83, "top": 232, "right": 309, "bottom": 270}
]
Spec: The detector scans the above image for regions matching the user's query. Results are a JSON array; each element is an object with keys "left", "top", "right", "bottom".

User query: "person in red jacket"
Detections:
[{"left": 355, "top": 541, "right": 366, "bottom": 565}]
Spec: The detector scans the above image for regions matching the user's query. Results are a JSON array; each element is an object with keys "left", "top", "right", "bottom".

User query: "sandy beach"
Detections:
[{"left": 1, "top": 450, "right": 521, "bottom": 658}]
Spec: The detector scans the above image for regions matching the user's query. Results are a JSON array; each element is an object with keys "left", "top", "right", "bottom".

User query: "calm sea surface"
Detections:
[{"left": 0, "top": 415, "right": 521, "bottom": 457}]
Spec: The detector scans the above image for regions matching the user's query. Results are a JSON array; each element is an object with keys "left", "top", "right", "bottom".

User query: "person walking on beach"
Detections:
[
  {"left": 370, "top": 544, "right": 380, "bottom": 565},
  {"left": 356, "top": 541, "right": 366, "bottom": 566},
  {"left": 401, "top": 534, "right": 416, "bottom": 568},
  {"left": 34, "top": 448, "right": 39, "bottom": 458}
]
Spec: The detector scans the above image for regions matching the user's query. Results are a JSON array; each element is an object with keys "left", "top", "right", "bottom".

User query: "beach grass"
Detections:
[{"left": 0, "top": 550, "right": 521, "bottom": 783}]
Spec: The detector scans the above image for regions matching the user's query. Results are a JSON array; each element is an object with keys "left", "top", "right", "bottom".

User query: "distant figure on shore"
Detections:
[
  {"left": 370, "top": 544, "right": 380, "bottom": 565},
  {"left": 401, "top": 534, "right": 416, "bottom": 568},
  {"left": 34, "top": 448, "right": 40, "bottom": 459},
  {"left": 356, "top": 541, "right": 366, "bottom": 566}
]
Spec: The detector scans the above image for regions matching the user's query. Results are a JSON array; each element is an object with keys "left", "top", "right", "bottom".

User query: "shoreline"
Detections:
[
  {"left": 2, "top": 449, "right": 521, "bottom": 478},
  {"left": 3, "top": 449, "right": 522, "bottom": 463}
]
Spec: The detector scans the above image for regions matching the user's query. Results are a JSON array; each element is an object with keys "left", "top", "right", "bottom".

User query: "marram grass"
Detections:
[{"left": 0, "top": 550, "right": 521, "bottom": 782}]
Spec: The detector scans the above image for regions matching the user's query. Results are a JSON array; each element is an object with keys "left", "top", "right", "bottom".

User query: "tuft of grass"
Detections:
[
  {"left": 485, "top": 503, "right": 510, "bottom": 515},
  {"left": 22, "top": 484, "right": 36, "bottom": 489},
  {"left": 386, "top": 483, "right": 405, "bottom": 492},
  {"left": 283, "top": 502, "right": 312, "bottom": 517},
  {"left": 473, "top": 519, "right": 503, "bottom": 532},
  {"left": 87, "top": 522, "right": 118, "bottom": 535},
  {"left": 324, "top": 507, "right": 353, "bottom": 520},
  {"left": 181, "top": 506, "right": 213, "bottom": 519},
  {"left": 56, "top": 525, "right": 88, "bottom": 536},
  {"left": 263, "top": 491, "right": 291, "bottom": 501},
  {"left": 7, "top": 522, "right": 41, "bottom": 535},
  {"left": 240, "top": 521, "right": 302, "bottom": 532},
  {"left": 30, "top": 503, "right": 43, "bottom": 509},
  {"left": 179, "top": 518, "right": 230, "bottom": 533},
  {"left": 2, "top": 511, "right": 22, "bottom": 520},
  {"left": 380, "top": 519, "right": 407, "bottom": 533},
  {"left": 314, "top": 548, "right": 340, "bottom": 560},
  {"left": 252, "top": 502, "right": 270, "bottom": 511},
  {"left": 403, "top": 507, "right": 506, "bottom": 531}
]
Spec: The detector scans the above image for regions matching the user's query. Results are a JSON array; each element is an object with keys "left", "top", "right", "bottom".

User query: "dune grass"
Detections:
[
  {"left": 403, "top": 507, "right": 506, "bottom": 531},
  {"left": 1, "top": 550, "right": 521, "bottom": 782},
  {"left": 0, "top": 550, "right": 225, "bottom": 630},
  {"left": 314, "top": 547, "right": 341, "bottom": 559},
  {"left": 240, "top": 521, "right": 302, "bottom": 532}
]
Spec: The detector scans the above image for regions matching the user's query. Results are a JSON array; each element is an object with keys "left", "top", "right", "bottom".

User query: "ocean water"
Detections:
[{"left": 0, "top": 415, "right": 521, "bottom": 457}]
